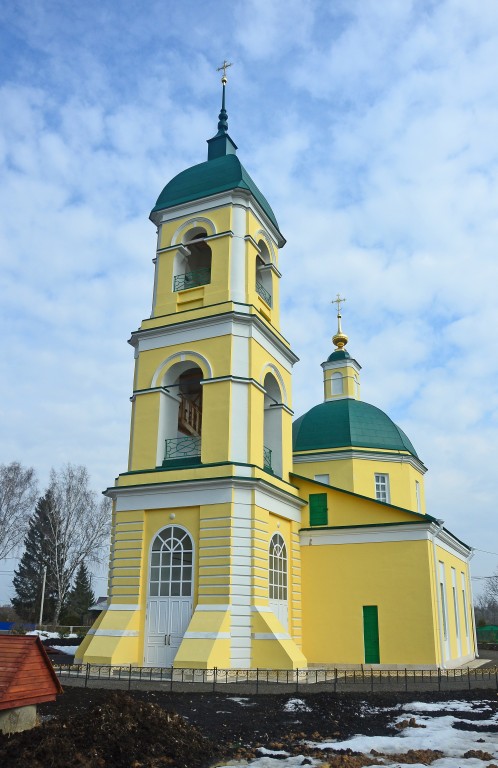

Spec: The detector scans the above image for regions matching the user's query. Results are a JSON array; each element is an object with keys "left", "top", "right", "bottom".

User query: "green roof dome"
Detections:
[
  {"left": 151, "top": 154, "right": 281, "bottom": 234},
  {"left": 327, "top": 349, "right": 351, "bottom": 362},
  {"left": 292, "top": 399, "right": 419, "bottom": 458}
]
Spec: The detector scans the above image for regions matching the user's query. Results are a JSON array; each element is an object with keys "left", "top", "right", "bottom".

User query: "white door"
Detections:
[
  {"left": 145, "top": 526, "right": 194, "bottom": 666},
  {"left": 269, "top": 533, "right": 288, "bottom": 630}
]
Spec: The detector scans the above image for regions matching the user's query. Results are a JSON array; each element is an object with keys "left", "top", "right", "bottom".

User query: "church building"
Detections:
[{"left": 77, "top": 75, "right": 476, "bottom": 670}]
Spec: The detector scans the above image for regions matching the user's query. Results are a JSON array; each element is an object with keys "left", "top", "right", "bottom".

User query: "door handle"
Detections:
[{"left": 164, "top": 634, "right": 170, "bottom": 645}]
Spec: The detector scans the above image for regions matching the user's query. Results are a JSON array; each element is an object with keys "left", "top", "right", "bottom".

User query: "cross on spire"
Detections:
[
  {"left": 332, "top": 294, "right": 346, "bottom": 317},
  {"left": 217, "top": 59, "right": 233, "bottom": 83}
]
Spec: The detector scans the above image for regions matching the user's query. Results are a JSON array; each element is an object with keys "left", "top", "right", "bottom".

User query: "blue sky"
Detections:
[{"left": 1, "top": 0, "right": 498, "bottom": 603}]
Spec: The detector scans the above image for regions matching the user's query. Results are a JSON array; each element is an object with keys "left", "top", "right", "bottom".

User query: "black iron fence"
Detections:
[{"left": 54, "top": 663, "right": 498, "bottom": 694}]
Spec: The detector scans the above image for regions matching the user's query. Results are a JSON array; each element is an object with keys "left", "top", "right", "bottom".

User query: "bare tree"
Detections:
[
  {"left": 0, "top": 462, "right": 38, "bottom": 560},
  {"left": 45, "top": 464, "right": 111, "bottom": 624}
]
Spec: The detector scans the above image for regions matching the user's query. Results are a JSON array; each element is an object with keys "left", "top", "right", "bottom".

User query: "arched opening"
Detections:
[
  {"left": 255, "top": 239, "right": 272, "bottom": 307},
  {"left": 159, "top": 361, "right": 203, "bottom": 465},
  {"left": 269, "top": 532, "right": 288, "bottom": 629},
  {"left": 331, "top": 372, "right": 343, "bottom": 395},
  {"left": 173, "top": 228, "right": 212, "bottom": 291},
  {"left": 263, "top": 372, "right": 283, "bottom": 476},
  {"left": 145, "top": 525, "right": 194, "bottom": 666}
]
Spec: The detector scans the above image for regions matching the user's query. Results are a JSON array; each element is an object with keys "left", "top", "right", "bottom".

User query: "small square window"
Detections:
[{"left": 314, "top": 474, "right": 330, "bottom": 485}]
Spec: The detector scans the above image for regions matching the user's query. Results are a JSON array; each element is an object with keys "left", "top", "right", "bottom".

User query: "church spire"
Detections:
[
  {"left": 207, "top": 60, "right": 238, "bottom": 161},
  {"left": 331, "top": 294, "right": 348, "bottom": 351}
]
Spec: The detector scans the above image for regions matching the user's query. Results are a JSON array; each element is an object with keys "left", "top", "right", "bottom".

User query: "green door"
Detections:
[{"left": 363, "top": 605, "right": 380, "bottom": 663}]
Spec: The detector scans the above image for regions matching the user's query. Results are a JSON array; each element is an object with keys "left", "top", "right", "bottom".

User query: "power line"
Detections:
[{"left": 473, "top": 548, "right": 498, "bottom": 557}]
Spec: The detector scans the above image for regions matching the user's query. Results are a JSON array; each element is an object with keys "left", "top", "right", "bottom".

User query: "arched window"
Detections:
[
  {"left": 149, "top": 526, "right": 193, "bottom": 597},
  {"left": 159, "top": 362, "right": 203, "bottom": 465},
  {"left": 255, "top": 239, "right": 272, "bottom": 307},
  {"left": 173, "top": 228, "right": 212, "bottom": 291},
  {"left": 263, "top": 371, "right": 283, "bottom": 476},
  {"left": 331, "top": 372, "right": 343, "bottom": 395},
  {"left": 269, "top": 533, "right": 288, "bottom": 628}
]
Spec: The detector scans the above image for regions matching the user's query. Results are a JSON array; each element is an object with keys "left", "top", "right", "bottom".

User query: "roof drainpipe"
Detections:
[
  {"left": 467, "top": 547, "right": 479, "bottom": 660},
  {"left": 432, "top": 519, "right": 446, "bottom": 669}
]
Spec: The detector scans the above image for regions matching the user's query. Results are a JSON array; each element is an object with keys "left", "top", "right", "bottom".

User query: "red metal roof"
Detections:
[{"left": 0, "top": 635, "right": 63, "bottom": 711}]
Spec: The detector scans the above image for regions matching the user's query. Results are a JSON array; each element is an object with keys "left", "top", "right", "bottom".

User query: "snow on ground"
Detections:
[
  {"left": 283, "top": 698, "right": 312, "bottom": 713},
  {"left": 50, "top": 645, "right": 80, "bottom": 655},
  {"left": 27, "top": 630, "right": 78, "bottom": 639},
  {"left": 220, "top": 699, "right": 498, "bottom": 767},
  {"left": 226, "top": 697, "right": 257, "bottom": 707}
]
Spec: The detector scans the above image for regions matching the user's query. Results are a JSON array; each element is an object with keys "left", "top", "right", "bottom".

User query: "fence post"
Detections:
[
  {"left": 296, "top": 668, "right": 299, "bottom": 694},
  {"left": 334, "top": 668, "right": 337, "bottom": 693},
  {"left": 128, "top": 664, "right": 132, "bottom": 691},
  {"left": 170, "top": 666, "right": 173, "bottom": 692},
  {"left": 438, "top": 668, "right": 441, "bottom": 692},
  {"left": 84, "top": 663, "right": 89, "bottom": 688},
  {"left": 405, "top": 668, "right": 408, "bottom": 692},
  {"left": 213, "top": 667, "right": 217, "bottom": 693},
  {"left": 256, "top": 668, "right": 259, "bottom": 694},
  {"left": 370, "top": 669, "right": 374, "bottom": 692},
  {"left": 468, "top": 668, "right": 471, "bottom": 690}
]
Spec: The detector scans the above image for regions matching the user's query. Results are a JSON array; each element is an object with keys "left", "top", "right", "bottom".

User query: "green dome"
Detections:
[
  {"left": 327, "top": 349, "right": 351, "bottom": 362},
  {"left": 292, "top": 399, "right": 419, "bottom": 458},
  {"left": 151, "top": 154, "right": 281, "bottom": 234}
]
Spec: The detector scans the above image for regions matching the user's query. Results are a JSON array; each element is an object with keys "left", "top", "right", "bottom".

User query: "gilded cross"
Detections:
[
  {"left": 332, "top": 294, "right": 346, "bottom": 316},
  {"left": 217, "top": 60, "right": 233, "bottom": 81}
]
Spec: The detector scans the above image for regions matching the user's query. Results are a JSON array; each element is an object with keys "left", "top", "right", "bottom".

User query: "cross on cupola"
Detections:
[
  {"left": 331, "top": 293, "right": 348, "bottom": 350},
  {"left": 208, "top": 60, "right": 237, "bottom": 159}
]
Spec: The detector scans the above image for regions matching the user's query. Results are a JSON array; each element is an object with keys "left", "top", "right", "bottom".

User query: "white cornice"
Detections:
[
  {"left": 299, "top": 521, "right": 472, "bottom": 559},
  {"left": 106, "top": 476, "right": 306, "bottom": 518},
  {"left": 151, "top": 189, "right": 285, "bottom": 248},
  {"left": 321, "top": 358, "right": 362, "bottom": 373},
  {"left": 293, "top": 449, "right": 427, "bottom": 474},
  {"left": 128, "top": 310, "right": 299, "bottom": 367}
]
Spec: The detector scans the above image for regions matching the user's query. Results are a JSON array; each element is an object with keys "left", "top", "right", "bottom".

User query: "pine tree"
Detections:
[
  {"left": 63, "top": 562, "right": 95, "bottom": 625},
  {"left": 11, "top": 491, "right": 58, "bottom": 623}
]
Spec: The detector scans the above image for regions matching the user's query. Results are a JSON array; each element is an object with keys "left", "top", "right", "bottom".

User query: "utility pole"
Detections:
[{"left": 38, "top": 565, "right": 47, "bottom": 627}]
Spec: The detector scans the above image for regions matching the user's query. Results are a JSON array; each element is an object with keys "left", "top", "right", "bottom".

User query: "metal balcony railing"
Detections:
[
  {"left": 173, "top": 268, "right": 211, "bottom": 292},
  {"left": 256, "top": 280, "right": 272, "bottom": 307},
  {"left": 164, "top": 436, "right": 201, "bottom": 461},
  {"left": 263, "top": 445, "right": 273, "bottom": 472}
]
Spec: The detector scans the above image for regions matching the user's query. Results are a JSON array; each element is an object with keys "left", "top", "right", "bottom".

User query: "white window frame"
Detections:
[
  {"left": 331, "top": 372, "right": 343, "bottom": 395},
  {"left": 375, "top": 473, "right": 390, "bottom": 503}
]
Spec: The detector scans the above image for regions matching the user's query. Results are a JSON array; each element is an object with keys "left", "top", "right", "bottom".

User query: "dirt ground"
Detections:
[{"left": 0, "top": 686, "right": 497, "bottom": 768}]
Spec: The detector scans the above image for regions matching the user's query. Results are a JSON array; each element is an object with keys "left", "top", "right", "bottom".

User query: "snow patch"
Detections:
[
  {"left": 227, "top": 697, "right": 257, "bottom": 707},
  {"left": 402, "top": 700, "right": 493, "bottom": 714},
  {"left": 283, "top": 698, "right": 312, "bottom": 713}
]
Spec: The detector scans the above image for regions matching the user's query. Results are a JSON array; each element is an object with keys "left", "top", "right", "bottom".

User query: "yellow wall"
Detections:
[
  {"left": 293, "top": 453, "right": 426, "bottom": 514},
  {"left": 301, "top": 539, "right": 438, "bottom": 665}
]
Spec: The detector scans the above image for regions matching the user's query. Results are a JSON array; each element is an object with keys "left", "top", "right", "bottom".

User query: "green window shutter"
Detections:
[
  {"left": 309, "top": 493, "right": 328, "bottom": 526},
  {"left": 363, "top": 605, "right": 380, "bottom": 663}
]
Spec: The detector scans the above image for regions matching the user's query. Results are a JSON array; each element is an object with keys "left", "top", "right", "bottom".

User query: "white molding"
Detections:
[
  {"left": 151, "top": 189, "right": 285, "bottom": 248},
  {"left": 107, "top": 477, "right": 305, "bottom": 517},
  {"left": 201, "top": 375, "right": 266, "bottom": 394},
  {"left": 253, "top": 633, "right": 290, "bottom": 640},
  {"left": 151, "top": 350, "right": 213, "bottom": 387},
  {"left": 321, "top": 359, "right": 362, "bottom": 373},
  {"left": 184, "top": 632, "right": 230, "bottom": 639},
  {"left": 293, "top": 449, "right": 427, "bottom": 474},
  {"left": 87, "top": 629, "right": 139, "bottom": 637},
  {"left": 299, "top": 522, "right": 472, "bottom": 559},
  {"left": 129, "top": 311, "right": 299, "bottom": 370},
  {"left": 170, "top": 216, "right": 217, "bottom": 246}
]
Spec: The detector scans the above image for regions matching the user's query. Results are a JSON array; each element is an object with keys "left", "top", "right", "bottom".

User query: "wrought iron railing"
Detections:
[
  {"left": 173, "top": 268, "right": 211, "bottom": 292},
  {"left": 263, "top": 445, "right": 272, "bottom": 472},
  {"left": 256, "top": 280, "right": 272, "bottom": 307},
  {"left": 164, "top": 436, "right": 201, "bottom": 461}
]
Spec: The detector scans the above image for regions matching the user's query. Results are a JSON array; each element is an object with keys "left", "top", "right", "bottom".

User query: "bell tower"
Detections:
[{"left": 78, "top": 70, "right": 307, "bottom": 670}]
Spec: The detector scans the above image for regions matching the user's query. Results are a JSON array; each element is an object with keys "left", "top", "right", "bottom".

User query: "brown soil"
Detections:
[{"left": 0, "top": 687, "right": 496, "bottom": 768}]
